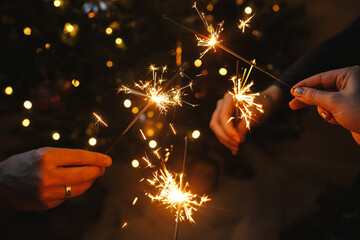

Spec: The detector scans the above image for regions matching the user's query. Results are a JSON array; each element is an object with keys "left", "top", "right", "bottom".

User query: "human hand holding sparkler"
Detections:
[
  {"left": 290, "top": 66, "right": 360, "bottom": 145},
  {"left": 210, "top": 85, "right": 284, "bottom": 155},
  {"left": 0, "top": 147, "right": 111, "bottom": 210}
]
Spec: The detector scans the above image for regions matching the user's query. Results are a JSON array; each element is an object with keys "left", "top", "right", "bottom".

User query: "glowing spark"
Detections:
[
  {"left": 93, "top": 112, "right": 108, "bottom": 127},
  {"left": 122, "top": 222, "right": 128, "bottom": 229},
  {"left": 145, "top": 149, "right": 210, "bottom": 224},
  {"left": 192, "top": 2, "right": 224, "bottom": 58},
  {"left": 229, "top": 61, "right": 263, "bottom": 130},
  {"left": 118, "top": 65, "right": 193, "bottom": 114},
  {"left": 142, "top": 153, "right": 155, "bottom": 168},
  {"left": 140, "top": 178, "right": 145, "bottom": 182},
  {"left": 132, "top": 197, "right": 138, "bottom": 206},
  {"left": 169, "top": 123, "right": 177, "bottom": 135},
  {"left": 140, "top": 129, "right": 147, "bottom": 140},
  {"left": 238, "top": 14, "right": 255, "bottom": 33}
]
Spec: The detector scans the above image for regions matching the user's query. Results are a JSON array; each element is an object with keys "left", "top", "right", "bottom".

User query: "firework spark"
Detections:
[
  {"left": 192, "top": 2, "right": 224, "bottom": 58},
  {"left": 238, "top": 14, "right": 255, "bottom": 33},
  {"left": 93, "top": 112, "right": 108, "bottom": 127},
  {"left": 146, "top": 149, "right": 210, "bottom": 224},
  {"left": 228, "top": 61, "right": 263, "bottom": 130},
  {"left": 118, "top": 66, "right": 194, "bottom": 114}
]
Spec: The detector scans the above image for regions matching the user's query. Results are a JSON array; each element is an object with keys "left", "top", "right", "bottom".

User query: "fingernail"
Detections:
[{"left": 294, "top": 87, "right": 304, "bottom": 96}]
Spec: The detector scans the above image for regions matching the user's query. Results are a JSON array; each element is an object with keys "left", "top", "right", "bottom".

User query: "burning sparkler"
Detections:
[
  {"left": 238, "top": 14, "right": 255, "bottom": 33},
  {"left": 192, "top": 2, "right": 223, "bottom": 58},
  {"left": 144, "top": 141, "right": 210, "bottom": 240},
  {"left": 162, "top": 4, "right": 292, "bottom": 88},
  {"left": 228, "top": 61, "right": 263, "bottom": 130}
]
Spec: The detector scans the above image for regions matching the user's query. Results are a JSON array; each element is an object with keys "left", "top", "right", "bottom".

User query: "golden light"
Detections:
[
  {"left": 147, "top": 111, "right": 154, "bottom": 118},
  {"left": 219, "top": 67, "right": 228, "bottom": 76},
  {"left": 72, "top": 79, "right": 80, "bottom": 87},
  {"left": 194, "top": 59, "right": 202, "bottom": 67},
  {"left": 245, "top": 7, "right": 252, "bottom": 14},
  {"left": 88, "top": 12, "right": 96, "bottom": 19},
  {"left": 88, "top": 137, "right": 97, "bottom": 146},
  {"left": 106, "top": 60, "right": 113, "bottom": 68},
  {"left": 149, "top": 140, "right": 157, "bottom": 149},
  {"left": 105, "top": 27, "right": 113, "bottom": 35},
  {"left": 4, "top": 86, "right": 13, "bottom": 95},
  {"left": 53, "top": 0, "right": 62, "bottom": 7},
  {"left": 236, "top": 0, "right": 244, "bottom": 4},
  {"left": 23, "top": 100, "right": 32, "bottom": 109},
  {"left": 192, "top": 130, "right": 201, "bottom": 139},
  {"left": 52, "top": 132, "right": 60, "bottom": 141},
  {"left": 124, "top": 99, "right": 132, "bottom": 108},
  {"left": 131, "top": 159, "right": 140, "bottom": 168},
  {"left": 132, "top": 107, "right": 139, "bottom": 114},
  {"left": 147, "top": 129, "right": 155, "bottom": 137},
  {"left": 65, "top": 23, "right": 74, "bottom": 33},
  {"left": 115, "top": 37, "right": 123, "bottom": 45},
  {"left": 45, "top": 43, "right": 51, "bottom": 49},
  {"left": 22, "top": 119, "right": 30, "bottom": 127},
  {"left": 273, "top": 4, "right": 280, "bottom": 12},
  {"left": 206, "top": 4, "right": 214, "bottom": 11},
  {"left": 23, "top": 27, "right": 32, "bottom": 36}
]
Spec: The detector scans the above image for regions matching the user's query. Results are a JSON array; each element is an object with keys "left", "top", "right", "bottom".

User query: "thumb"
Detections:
[{"left": 292, "top": 87, "right": 336, "bottom": 111}]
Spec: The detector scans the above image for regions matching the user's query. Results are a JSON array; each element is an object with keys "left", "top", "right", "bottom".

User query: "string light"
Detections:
[
  {"left": 72, "top": 79, "right": 80, "bottom": 87},
  {"left": 23, "top": 100, "right": 32, "bottom": 109},
  {"left": 105, "top": 27, "right": 113, "bottom": 35},
  {"left": 4, "top": 86, "right": 13, "bottom": 95},
  {"left": 88, "top": 137, "right": 97, "bottom": 146},
  {"left": 132, "top": 159, "right": 140, "bottom": 168},
  {"left": 149, "top": 140, "right": 157, "bottom": 149},
  {"left": 22, "top": 119, "right": 30, "bottom": 127},
  {"left": 52, "top": 132, "right": 60, "bottom": 141},
  {"left": 53, "top": 0, "right": 62, "bottom": 7},
  {"left": 192, "top": 130, "right": 201, "bottom": 139},
  {"left": 106, "top": 60, "right": 113, "bottom": 68},
  {"left": 23, "top": 27, "right": 31, "bottom": 36},
  {"left": 194, "top": 59, "right": 202, "bottom": 67},
  {"left": 219, "top": 68, "right": 228, "bottom": 76},
  {"left": 244, "top": 7, "right": 252, "bottom": 14},
  {"left": 124, "top": 99, "right": 132, "bottom": 108}
]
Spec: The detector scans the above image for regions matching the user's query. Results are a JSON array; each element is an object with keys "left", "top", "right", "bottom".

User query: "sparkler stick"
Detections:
[
  {"left": 162, "top": 14, "right": 292, "bottom": 89},
  {"left": 105, "top": 68, "right": 184, "bottom": 155}
]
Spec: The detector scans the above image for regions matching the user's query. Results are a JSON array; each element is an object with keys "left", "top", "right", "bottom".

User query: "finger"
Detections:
[
  {"left": 43, "top": 166, "right": 104, "bottom": 187},
  {"left": 317, "top": 106, "right": 339, "bottom": 125},
  {"left": 236, "top": 120, "right": 248, "bottom": 143},
  {"left": 39, "top": 181, "right": 94, "bottom": 201},
  {"left": 218, "top": 138, "right": 238, "bottom": 155},
  {"left": 220, "top": 93, "right": 241, "bottom": 143},
  {"left": 291, "top": 87, "right": 337, "bottom": 111},
  {"left": 292, "top": 68, "right": 348, "bottom": 90},
  {"left": 210, "top": 99, "right": 239, "bottom": 147},
  {"left": 289, "top": 98, "right": 308, "bottom": 110},
  {"left": 41, "top": 148, "right": 112, "bottom": 167}
]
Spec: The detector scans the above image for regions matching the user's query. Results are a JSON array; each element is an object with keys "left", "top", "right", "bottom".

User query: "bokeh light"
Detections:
[
  {"left": 132, "top": 107, "right": 139, "bottom": 114},
  {"left": 194, "top": 59, "right": 202, "bottom": 67},
  {"left": 72, "top": 79, "right": 80, "bottom": 87},
  {"left": 149, "top": 140, "right": 157, "bottom": 149},
  {"left": 124, "top": 99, "right": 132, "bottom": 108},
  {"left": 115, "top": 38, "right": 123, "bottom": 45},
  {"left": 89, "top": 137, "right": 97, "bottom": 146},
  {"left": 132, "top": 159, "right": 140, "bottom": 168},
  {"left": 245, "top": 7, "right": 252, "bottom": 14},
  {"left": 273, "top": 4, "right": 280, "bottom": 12},
  {"left": 106, "top": 60, "right": 113, "bottom": 68},
  {"left": 192, "top": 130, "right": 201, "bottom": 139},
  {"left": 53, "top": 0, "right": 62, "bottom": 7},
  {"left": 52, "top": 132, "right": 60, "bottom": 141},
  {"left": 105, "top": 27, "right": 113, "bottom": 35},
  {"left": 219, "top": 68, "right": 228, "bottom": 76},
  {"left": 22, "top": 119, "right": 30, "bottom": 127},
  {"left": 4, "top": 86, "right": 13, "bottom": 95},
  {"left": 23, "top": 27, "right": 31, "bottom": 36},
  {"left": 23, "top": 100, "right": 32, "bottom": 109}
]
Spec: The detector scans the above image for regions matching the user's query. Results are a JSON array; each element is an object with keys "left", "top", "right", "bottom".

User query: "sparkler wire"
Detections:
[
  {"left": 162, "top": 14, "right": 292, "bottom": 89},
  {"left": 105, "top": 68, "right": 185, "bottom": 155}
]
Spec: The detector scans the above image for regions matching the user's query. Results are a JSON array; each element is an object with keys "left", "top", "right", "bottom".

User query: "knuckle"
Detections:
[{"left": 306, "top": 88, "right": 317, "bottom": 102}]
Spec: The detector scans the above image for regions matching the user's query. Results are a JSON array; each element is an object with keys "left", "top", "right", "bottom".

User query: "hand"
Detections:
[
  {"left": 0, "top": 147, "right": 112, "bottom": 210},
  {"left": 289, "top": 66, "right": 360, "bottom": 145},
  {"left": 210, "top": 85, "right": 283, "bottom": 155}
]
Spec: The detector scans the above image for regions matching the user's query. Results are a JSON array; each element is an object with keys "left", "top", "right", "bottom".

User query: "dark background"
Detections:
[{"left": 0, "top": 0, "right": 360, "bottom": 239}]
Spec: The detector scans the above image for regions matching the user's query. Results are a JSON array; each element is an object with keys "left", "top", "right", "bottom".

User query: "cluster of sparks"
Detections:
[
  {"left": 193, "top": 2, "right": 223, "bottom": 58},
  {"left": 238, "top": 14, "right": 255, "bottom": 33},
  {"left": 145, "top": 148, "right": 210, "bottom": 224},
  {"left": 118, "top": 65, "right": 194, "bottom": 114},
  {"left": 228, "top": 61, "right": 263, "bottom": 130}
]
